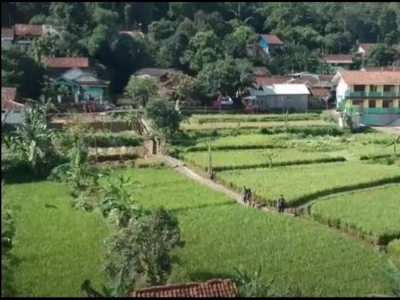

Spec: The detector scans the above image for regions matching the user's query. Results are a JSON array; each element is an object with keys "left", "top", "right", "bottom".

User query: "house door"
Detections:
[
  {"left": 152, "top": 139, "right": 158, "bottom": 155},
  {"left": 388, "top": 101, "right": 394, "bottom": 114}
]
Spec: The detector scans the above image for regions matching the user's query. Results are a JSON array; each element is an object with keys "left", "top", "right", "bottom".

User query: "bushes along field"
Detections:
[
  {"left": 218, "top": 162, "right": 400, "bottom": 207},
  {"left": 309, "top": 185, "right": 400, "bottom": 245}
]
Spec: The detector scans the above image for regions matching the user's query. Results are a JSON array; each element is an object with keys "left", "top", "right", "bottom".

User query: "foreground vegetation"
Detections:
[
  {"left": 3, "top": 167, "right": 396, "bottom": 296},
  {"left": 218, "top": 162, "right": 400, "bottom": 207},
  {"left": 310, "top": 185, "right": 400, "bottom": 245},
  {"left": 3, "top": 182, "right": 109, "bottom": 297}
]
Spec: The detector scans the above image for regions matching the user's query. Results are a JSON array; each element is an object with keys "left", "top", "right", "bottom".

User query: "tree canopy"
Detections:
[{"left": 2, "top": 2, "right": 400, "bottom": 99}]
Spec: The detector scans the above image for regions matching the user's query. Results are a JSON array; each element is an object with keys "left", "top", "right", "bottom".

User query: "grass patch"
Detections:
[
  {"left": 3, "top": 182, "right": 109, "bottom": 297},
  {"left": 182, "top": 149, "right": 346, "bottom": 171},
  {"left": 309, "top": 185, "right": 400, "bottom": 245},
  {"left": 218, "top": 162, "right": 400, "bottom": 207},
  {"left": 388, "top": 239, "right": 400, "bottom": 262}
]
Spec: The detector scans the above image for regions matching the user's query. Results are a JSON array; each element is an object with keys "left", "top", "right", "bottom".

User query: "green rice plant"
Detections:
[
  {"left": 182, "top": 149, "right": 346, "bottom": 171},
  {"left": 181, "top": 120, "right": 333, "bottom": 131},
  {"left": 3, "top": 168, "right": 394, "bottom": 297},
  {"left": 217, "top": 162, "right": 400, "bottom": 207},
  {"left": 309, "top": 185, "right": 400, "bottom": 245},
  {"left": 388, "top": 240, "right": 400, "bottom": 262}
]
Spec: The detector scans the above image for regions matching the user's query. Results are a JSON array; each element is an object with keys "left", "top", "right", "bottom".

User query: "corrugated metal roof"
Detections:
[{"left": 262, "top": 84, "right": 310, "bottom": 95}]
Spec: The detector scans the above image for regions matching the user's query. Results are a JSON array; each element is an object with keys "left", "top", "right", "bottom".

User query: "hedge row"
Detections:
[
  {"left": 192, "top": 113, "right": 321, "bottom": 124},
  {"left": 217, "top": 175, "right": 400, "bottom": 209},
  {"left": 88, "top": 133, "right": 143, "bottom": 148},
  {"left": 185, "top": 156, "right": 346, "bottom": 172},
  {"left": 185, "top": 143, "right": 289, "bottom": 152},
  {"left": 359, "top": 153, "right": 400, "bottom": 161},
  {"left": 309, "top": 211, "right": 400, "bottom": 246}
]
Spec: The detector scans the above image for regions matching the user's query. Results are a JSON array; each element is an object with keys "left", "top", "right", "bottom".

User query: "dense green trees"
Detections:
[{"left": 2, "top": 2, "right": 400, "bottom": 100}]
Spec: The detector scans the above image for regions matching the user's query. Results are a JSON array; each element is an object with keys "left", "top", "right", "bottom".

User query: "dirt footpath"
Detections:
[{"left": 371, "top": 126, "right": 400, "bottom": 135}]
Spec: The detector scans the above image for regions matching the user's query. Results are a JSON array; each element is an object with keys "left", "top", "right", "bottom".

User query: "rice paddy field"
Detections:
[
  {"left": 309, "top": 185, "right": 400, "bottom": 245},
  {"left": 180, "top": 120, "right": 332, "bottom": 131},
  {"left": 4, "top": 167, "right": 394, "bottom": 297},
  {"left": 217, "top": 162, "right": 400, "bottom": 207},
  {"left": 189, "top": 113, "right": 321, "bottom": 124},
  {"left": 182, "top": 148, "right": 345, "bottom": 171}
]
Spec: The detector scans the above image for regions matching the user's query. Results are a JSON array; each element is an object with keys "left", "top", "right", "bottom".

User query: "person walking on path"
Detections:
[
  {"left": 277, "top": 195, "right": 286, "bottom": 213},
  {"left": 242, "top": 186, "right": 248, "bottom": 204},
  {"left": 247, "top": 188, "right": 253, "bottom": 207}
]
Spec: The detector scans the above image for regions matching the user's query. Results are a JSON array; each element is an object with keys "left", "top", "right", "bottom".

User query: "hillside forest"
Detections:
[{"left": 2, "top": 2, "right": 400, "bottom": 100}]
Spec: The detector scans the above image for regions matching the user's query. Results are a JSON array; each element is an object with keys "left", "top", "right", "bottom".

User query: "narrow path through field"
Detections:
[
  {"left": 158, "top": 154, "right": 296, "bottom": 217},
  {"left": 156, "top": 154, "right": 390, "bottom": 251}
]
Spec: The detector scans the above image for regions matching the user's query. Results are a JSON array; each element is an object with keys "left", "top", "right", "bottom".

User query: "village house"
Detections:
[
  {"left": 1, "top": 87, "right": 25, "bottom": 124},
  {"left": 244, "top": 84, "right": 310, "bottom": 112},
  {"left": 42, "top": 57, "right": 109, "bottom": 105},
  {"left": 322, "top": 54, "right": 353, "bottom": 70},
  {"left": 130, "top": 279, "right": 237, "bottom": 298},
  {"left": 355, "top": 43, "right": 378, "bottom": 58},
  {"left": 333, "top": 70, "right": 400, "bottom": 126},
  {"left": 257, "top": 34, "right": 285, "bottom": 56},
  {"left": 1, "top": 24, "right": 57, "bottom": 51},
  {"left": 1, "top": 28, "right": 14, "bottom": 50}
]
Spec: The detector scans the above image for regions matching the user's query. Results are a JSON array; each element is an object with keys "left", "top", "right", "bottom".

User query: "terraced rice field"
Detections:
[
  {"left": 180, "top": 120, "right": 333, "bottom": 131},
  {"left": 310, "top": 185, "right": 400, "bottom": 245},
  {"left": 217, "top": 162, "right": 400, "bottom": 207},
  {"left": 110, "top": 168, "right": 390, "bottom": 297},
  {"left": 189, "top": 113, "right": 321, "bottom": 124},
  {"left": 183, "top": 148, "right": 345, "bottom": 171}
]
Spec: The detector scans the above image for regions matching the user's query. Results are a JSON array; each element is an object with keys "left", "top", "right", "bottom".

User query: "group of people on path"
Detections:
[{"left": 241, "top": 186, "right": 286, "bottom": 213}]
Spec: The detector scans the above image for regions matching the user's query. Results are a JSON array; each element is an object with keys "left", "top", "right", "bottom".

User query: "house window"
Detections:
[
  {"left": 369, "top": 85, "right": 377, "bottom": 92},
  {"left": 1, "top": 110, "right": 5, "bottom": 114},
  {"left": 382, "top": 101, "right": 390, "bottom": 108},
  {"left": 14, "top": 110, "right": 21, "bottom": 114},
  {"left": 353, "top": 85, "right": 366, "bottom": 92},
  {"left": 369, "top": 100, "right": 376, "bottom": 108},
  {"left": 383, "top": 85, "right": 395, "bottom": 92}
]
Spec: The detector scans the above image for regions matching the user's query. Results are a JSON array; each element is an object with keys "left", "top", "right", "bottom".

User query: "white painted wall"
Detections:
[
  {"left": 335, "top": 78, "right": 348, "bottom": 109},
  {"left": 1, "top": 39, "right": 13, "bottom": 50},
  {"left": 1, "top": 109, "right": 25, "bottom": 124}
]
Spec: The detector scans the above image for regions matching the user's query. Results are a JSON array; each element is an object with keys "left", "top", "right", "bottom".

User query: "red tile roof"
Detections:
[
  {"left": 253, "top": 67, "right": 271, "bottom": 77},
  {"left": 310, "top": 88, "right": 331, "bottom": 98},
  {"left": 255, "top": 76, "right": 290, "bottom": 87},
  {"left": 14, "top": 24, "right": 42, "bottom": 37},
  {"left": 359, "top": 43, "right": 377, "bottom": 54},
  {"left": 260, "top": 34, "right": 284, "bottom": 45},
  {"left": 323, "top": 54, "right": 353, "bottom": 64},
  {"left": 319, "top": 75, "right": 335, "bottom": 82},
  {"left": 362, "top": 66, "right": 400, "bottom": 72},
  {"left": 130, "top": 280, "right": 237, "bottom": 298},
  {"left": 2, "top": 87, "right": 24, "bottom": 109},
  {"left": 42, "top": 57, "right": 89, "bottom": 69},
  {"left": 1, "top": 28, "right": 14, "bottom": 39},
  {"left": 339, "top": 71, "right": 400, "bottom": 85}
]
